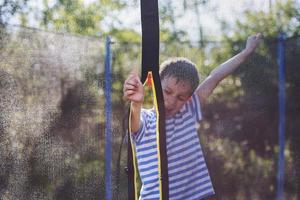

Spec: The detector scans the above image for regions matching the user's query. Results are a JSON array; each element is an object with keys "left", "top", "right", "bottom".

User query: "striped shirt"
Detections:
[{"left": 132, "top": 93, "right": 215, "bottom": 200}]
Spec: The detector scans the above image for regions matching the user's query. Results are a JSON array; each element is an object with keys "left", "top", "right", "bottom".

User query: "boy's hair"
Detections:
[{"left": 160, "top": 57, "right": 200, "bottom": 93}]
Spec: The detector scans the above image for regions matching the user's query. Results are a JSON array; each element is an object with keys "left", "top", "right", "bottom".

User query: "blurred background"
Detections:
[{"left": 0, "top": 0, "right": 299, "bottom": 199}]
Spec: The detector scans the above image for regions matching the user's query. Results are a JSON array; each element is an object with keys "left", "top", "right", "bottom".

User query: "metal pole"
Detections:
[
  {"left": 104, "top": 36, "right": 112, "bottom": 200},
  {"left": 277, "top": 32, "right": 286, "bottom": 200}
]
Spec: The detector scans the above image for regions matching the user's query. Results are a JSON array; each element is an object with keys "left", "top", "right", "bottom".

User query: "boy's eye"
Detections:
[{"left": 164, "top": 89, "right": 171, "bottom": 95}]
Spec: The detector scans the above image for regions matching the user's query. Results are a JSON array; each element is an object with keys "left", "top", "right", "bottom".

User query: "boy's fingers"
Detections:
[
  {"left": 123, "top": 93, "right": 132, "bottom": 101},
  {"left": 126, "top": 74, "right": 141, "bottom": 86},
  {"left": 129, "top": 74, "right": 141, "bottom": 84},
  {"left": 124, "top": 84, "right": 137, "bottom": 91},
  {"left": 255, "top": 33, "right": 262, "bottom": 41},
  {"left": 123, "top": 90, "right": 135, "bottom": 100},
  {"left": 126, "top": 80, "right": 139, "bottom": 89},
  {"left": 123, "top": 70, "right": 143, "bottom": 102},
  {"left": 253, "top": 33, "right": 262, "bottom": 41},
  {"left": 125, "top": 90, "right": 135, "bottom": 96},
  {"left": 128, "top": 71, "right": 140, "bottom": 80},
  {"left": 125, "top": 74, "right": 138, "bottom": 84}
]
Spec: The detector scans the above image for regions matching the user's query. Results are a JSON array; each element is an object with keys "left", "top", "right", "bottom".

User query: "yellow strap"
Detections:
[
  {"left": 128, "top": 71, "right": 163, "bottom": 199},
  {"left": 128, "top": 109, "right": 139, "bottom": 200}
]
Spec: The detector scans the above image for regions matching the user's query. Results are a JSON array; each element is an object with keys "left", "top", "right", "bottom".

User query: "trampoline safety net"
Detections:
[{"left": 1, "top": 25, "right": 300, "bottom": 200}]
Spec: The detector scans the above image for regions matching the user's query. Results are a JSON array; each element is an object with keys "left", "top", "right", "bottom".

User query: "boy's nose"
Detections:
[{"left": 165, "top": 96, "right": 176, "bottom": 109}]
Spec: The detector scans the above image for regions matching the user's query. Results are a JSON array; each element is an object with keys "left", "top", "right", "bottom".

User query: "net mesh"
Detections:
[
  {"left": 0, "top": 25, "right": 299, "bottom": 199},
  {"left": 1, "top": 25, "right": 105, "bottom": 200}
]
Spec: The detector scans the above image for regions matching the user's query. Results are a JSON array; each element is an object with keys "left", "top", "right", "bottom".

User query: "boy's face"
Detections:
[{"left": 161, "top": 76, "right": 192, "bottom": 118}]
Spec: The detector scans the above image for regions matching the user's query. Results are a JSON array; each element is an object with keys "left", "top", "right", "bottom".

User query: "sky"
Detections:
[
  {"left": 99, "top": 0, "right": 272, "bottom": 41},
  {"left": 9, "top": 0, "right": 295, "bottom": 41}
]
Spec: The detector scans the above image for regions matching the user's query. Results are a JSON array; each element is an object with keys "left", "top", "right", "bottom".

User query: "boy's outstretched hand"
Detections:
[
  {"left": 244, "top": 33, "right": 262, "bottom": 55},
  {"left": 123, "top": 72, "right": 144, "bottom": 104}
]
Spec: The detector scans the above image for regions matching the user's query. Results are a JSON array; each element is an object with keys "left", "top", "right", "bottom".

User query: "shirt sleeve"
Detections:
[{"left": 187, "top": 93, "right": 203, "bottom": 122}]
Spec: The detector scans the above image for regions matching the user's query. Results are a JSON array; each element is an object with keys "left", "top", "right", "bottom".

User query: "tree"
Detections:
[
  {"left": 39, "top": 0, "right": 126, "bottom": 36},
  {"left": 0, "top": 0, "right": 29, "bottom": 27}
]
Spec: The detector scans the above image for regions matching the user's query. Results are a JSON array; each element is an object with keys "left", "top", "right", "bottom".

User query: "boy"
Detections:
[{"left": 123, "top": 33, "right": 262, "bottom": 199}]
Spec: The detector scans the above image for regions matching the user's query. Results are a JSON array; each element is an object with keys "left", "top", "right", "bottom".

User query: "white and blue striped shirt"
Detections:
[{"left": 132, "top": 93, "right": 215, "bottom": 200}]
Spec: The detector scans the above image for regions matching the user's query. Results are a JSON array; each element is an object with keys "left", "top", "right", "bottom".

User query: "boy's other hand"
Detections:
[
  {"left": 123, "top": 72, "right": 144, "bottom": 104},
  {"left": 244, "top": 33, "right": 262, "bottom": 55}
]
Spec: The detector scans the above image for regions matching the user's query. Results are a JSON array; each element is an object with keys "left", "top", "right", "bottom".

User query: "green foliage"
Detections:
[
  {"left": 1, "top": 0, "right": 299, "bottom": 199},
  {"left": 41, "top": 0, "right": 102, "bottom": 35},
  {"left": 40, "top": 0, "right": 127, "bottom": 36},
  {"left": 229, "top": 0, "right": 300, "bottom": 38}
]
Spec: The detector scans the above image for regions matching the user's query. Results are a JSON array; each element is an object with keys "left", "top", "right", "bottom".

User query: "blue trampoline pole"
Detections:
[
  {"left": 104, "top": 36, "right": 112, "bottom": 200},
  {"left": 277, "top": 33, "right": 286, "bottom": 200}
]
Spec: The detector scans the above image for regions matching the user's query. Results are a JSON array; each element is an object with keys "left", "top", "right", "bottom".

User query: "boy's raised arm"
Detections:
[
  {"left": 196, "top": 33, "right": 262, "bottom": 105},
  {"left": 123, "top": 72, "right": 144, "bottom": 134}
]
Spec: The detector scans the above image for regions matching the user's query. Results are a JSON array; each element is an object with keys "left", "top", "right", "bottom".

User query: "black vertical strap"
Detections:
[
  {"left": 140, "top": 0, "right": 169, "bottom": 200},
  {"left": 127, "top": 0, "right": 169, "bottom": 199},
  {"left": 140, "top": 0, "right": 159, "bottom": 83}
]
